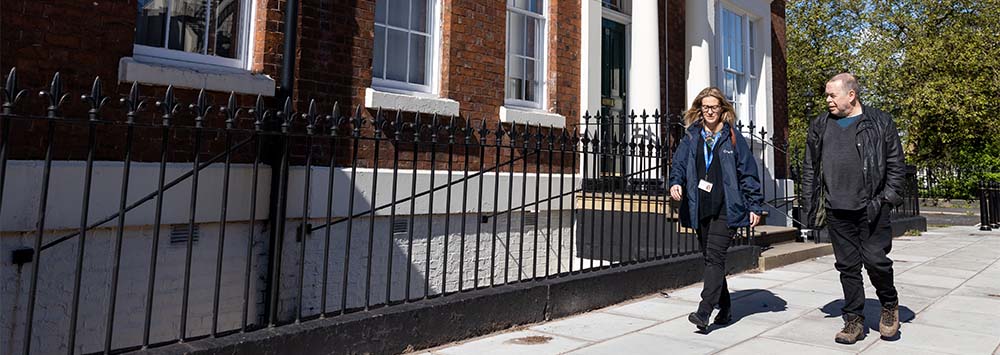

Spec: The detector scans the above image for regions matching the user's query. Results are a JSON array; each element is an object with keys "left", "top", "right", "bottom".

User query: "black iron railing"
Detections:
[
  {"left": 0, "top": 68, "right": 933, "bottom": 354},
  {"left": 1, "top": 69, "right": 786, "bottom": 355},
  {"left": 980, "top": 180, "right": 1000, "bottom": 231}
]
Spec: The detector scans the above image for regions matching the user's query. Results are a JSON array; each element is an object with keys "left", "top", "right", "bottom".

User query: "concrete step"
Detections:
[
  {"left": 757, "top": 240, "right": 834, "bottom": 271},
  {"left": 752, "top": 225, "right": 800, "bottom": 247}
]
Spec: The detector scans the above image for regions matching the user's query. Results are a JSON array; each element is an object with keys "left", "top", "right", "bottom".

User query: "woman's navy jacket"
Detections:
[{"left": 668, "top": 121, "right": 765, "bottom": 229}]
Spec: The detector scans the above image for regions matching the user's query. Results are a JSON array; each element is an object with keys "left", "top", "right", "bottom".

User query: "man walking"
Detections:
[{"left": 801, "top": 73, "right": 907, "bottom": 344}]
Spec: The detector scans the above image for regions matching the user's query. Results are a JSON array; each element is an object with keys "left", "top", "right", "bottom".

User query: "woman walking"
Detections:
[{"left": 669, "top": 87, "right": 764, "bottom": 331}]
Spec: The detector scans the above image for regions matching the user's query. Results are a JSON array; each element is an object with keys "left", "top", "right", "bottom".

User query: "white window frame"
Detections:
[
  {"left": 716, "top": 4, "right": 758, "bottom": 125},
  {"left": 504, "top": 0, "right": 548, "bottom": 110},
  {"left": 371, "top": 0, "right": 441, "bottom": 95},
  {"left": 600, "top": 0, "right": 631, "bottom": 14},
  {"left": 133, "top": 0, "right": 256, "bottom": 71}
]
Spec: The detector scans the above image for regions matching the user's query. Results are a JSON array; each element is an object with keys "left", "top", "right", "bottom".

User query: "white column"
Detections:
[
  {"left": 580, "top": 0, "right": 604, "bottom": 179},
  {"left": 685, "top": 0, "right": 714, "bottom": 106},
  {"left": 627, "top": 1, "right": 660, "bottom": 116},
  {"left": 580, "top": 0, "right": 603, "bottom": 117},
  {"left": 627, "top": 1, "right": 661, "bottom": 183}
]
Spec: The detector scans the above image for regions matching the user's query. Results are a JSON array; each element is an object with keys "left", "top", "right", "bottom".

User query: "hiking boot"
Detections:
[
  {"left": 879, "top": 304, "right": 899, "bottom": 338},
  {"left": 714, "top": 309, "right": 732, "bottom": 325},
  {"left": 835, "top": 316, "right": 866, "bottom": 344},
  {"left": 688, "top": 312, "right": 710, "bottom": 330}
]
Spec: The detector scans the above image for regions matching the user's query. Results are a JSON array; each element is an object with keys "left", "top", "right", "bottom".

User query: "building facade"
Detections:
[{"left": 0, "top": 1, "right": 787, "bottom": 354}]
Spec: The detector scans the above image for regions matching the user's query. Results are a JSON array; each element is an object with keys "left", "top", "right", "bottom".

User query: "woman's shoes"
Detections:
[
  {"left": 688, "top": 312, "right": 710, "bottom": 330},
  {"left": 690, "top": 309, "right": 732, "bottom": 331}
]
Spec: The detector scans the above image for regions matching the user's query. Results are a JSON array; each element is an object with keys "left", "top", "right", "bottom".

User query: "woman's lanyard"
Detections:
[{"left": 702, "top": 129, "right": 721, "bottom": 176}]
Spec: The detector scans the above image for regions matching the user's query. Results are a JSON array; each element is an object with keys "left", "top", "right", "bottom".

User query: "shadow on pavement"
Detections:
[{"left": 701, "top": 289, "right": 788, "bottom": 333}]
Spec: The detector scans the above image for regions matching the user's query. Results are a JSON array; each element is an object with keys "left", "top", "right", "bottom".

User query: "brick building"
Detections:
[{"left": 0, "top": 0, "right": 788, "bottom": 354}]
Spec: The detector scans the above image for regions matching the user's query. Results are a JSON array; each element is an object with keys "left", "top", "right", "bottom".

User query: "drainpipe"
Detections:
[{"left": 264, "top": 0, "right": 299, "bottom": 326}]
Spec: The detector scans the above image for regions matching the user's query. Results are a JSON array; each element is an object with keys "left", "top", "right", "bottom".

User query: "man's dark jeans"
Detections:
[
  {"left": 696, "top": 216, "right": 734, "bottom": 316},
  {"left": 828, "top": 207, "right": 898, "bottom": 320}
]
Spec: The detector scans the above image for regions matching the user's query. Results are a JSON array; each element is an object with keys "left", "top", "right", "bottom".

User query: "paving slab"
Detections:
[
  {"left": 717, "top": 337, "right": 853, "bottom": 355},
  {"left": 925, "top": 294, "right": 1000, "bottom": 317},
  {"left": 812, "top": 269, "right": 843, "bottom": 281},
  {"left": 964, "top": 270, "right": 1000, "bottom": 289},
  {"left": 723, "top": 275, "right": 787, "bottom": 291},
  {"left": 874, "top": 322, "right": 1000, "bottom": 355},
  {"left": 774, "top": 259, "right": 835, "bottom": 274},
  {"left": 889, "top": 247, "right": 959, "bottom": 258},
  {"left": 865, "top": 282, "right": 952, "bottom": 301},
  {"left": 662, "top": 286, "right": 712, "bottom": 303},
  {"left": 565, "top": 332, "right": 717, "bottom": 355},
  {"left": 760, "top": 315, "right": 880, "bottom": 353},
  {"left": 950, "top": 284, "right": 1000, "bottom": 298},
  {"left": 862, "top": 340, "right": 960, "bottom": 355},
  {"left": 768, "top": 287, "right": 853, "bottom": 309},
  {"left": 602, "top": 297, "right": 698, "bottom": 322},
  {"left": 887, "top": 253, "right": 934, "bottom": 263},
  {"left": 528, "top": 311, "right": 656, "bottom": 342},
  {"left": 778, "top": 276, "right": 846, "bottom": 296},
  {"left": 433, "top": 330, "right": 589, "bottom": 355},
  {"left": 894, "top": 272, "right": 968, "bottom": 289},
  {"left": 886, "top": 258, "right": 924, "bottom": 272},
  {"left": 913, "top": 306, "right": 1000, "bottom": 336},
  {"left": 738, "top": 269, "right": 814, "bottom": 282},
  {"left": 899, "top": 265, "right": 979, "bottom": 280},
  {"left": 641, "top": 317, "right": 776, "bottom": 349},
  {"left": 423, "top": 226, "right": 1000, "bottom": 355},
  {"left": 924, "top": 257, "right": 993, "bottom": 272}
]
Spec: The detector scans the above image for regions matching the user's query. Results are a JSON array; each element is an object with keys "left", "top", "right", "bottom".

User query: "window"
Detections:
[
  {"left": 373, "top": 0, "right": 436, "bottom": 93},
  {"left": 601, "top": 0, "right": 630, "bottom": 14},
  {"left": 134, "top": 0, "right": 253, "bottom": 69},
  {"left": 505, "top": 0, "right": 546, "bottom": 108},
  {"left": 719, "top": 7, "right": 757, "bottom": 124}
]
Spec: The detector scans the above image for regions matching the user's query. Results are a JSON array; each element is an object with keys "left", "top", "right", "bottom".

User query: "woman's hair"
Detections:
[{"left": 683, "top": 87, "right": 737, "bottom": 127}]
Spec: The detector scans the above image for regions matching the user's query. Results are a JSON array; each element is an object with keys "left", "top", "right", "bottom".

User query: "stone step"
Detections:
[
  {"left": 757, "top": 240, "right": 834, "bottom": 271},
  {"left": 751, "top": 225, "right": 800, "bottom": 247}
]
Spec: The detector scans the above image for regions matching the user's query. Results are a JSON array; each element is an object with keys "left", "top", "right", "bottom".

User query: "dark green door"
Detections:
[{"left": 601, "top": 18, "right": 627, "bottom": 180}]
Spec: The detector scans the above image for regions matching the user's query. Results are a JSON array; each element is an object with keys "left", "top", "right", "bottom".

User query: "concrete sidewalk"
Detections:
[{"left": 415, "top": 226, "right": 1000, "bottom": 355}]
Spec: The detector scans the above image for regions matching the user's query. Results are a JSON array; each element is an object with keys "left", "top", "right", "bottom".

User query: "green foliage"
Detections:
[
  {"left": 786, "top": 0, "right": 1000, "bottom": 185},
  {"left": 904, "top": 229, "right": 922, "bottom": 237}
]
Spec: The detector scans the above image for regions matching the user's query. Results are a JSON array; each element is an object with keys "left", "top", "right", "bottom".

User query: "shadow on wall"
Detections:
[{"left": 0, "top": 162, "right": 582, "bottom": 354}]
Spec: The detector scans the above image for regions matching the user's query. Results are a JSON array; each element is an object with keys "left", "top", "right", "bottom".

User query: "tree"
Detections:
[{"left": 786, "top": 0, "right": 1000, "bottom": 197}]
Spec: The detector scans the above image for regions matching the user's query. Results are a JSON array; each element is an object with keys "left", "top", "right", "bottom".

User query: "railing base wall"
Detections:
[
  {"left": 136, "top": 246, "right": 761, "bottom": 355},
  {"left": 890, "top": 216, "right": 928, "bottom": 238}
]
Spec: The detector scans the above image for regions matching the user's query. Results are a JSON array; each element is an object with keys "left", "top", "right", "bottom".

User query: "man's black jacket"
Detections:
[{"left": 801, "top": 105, "right": 907, "bottom": 227}]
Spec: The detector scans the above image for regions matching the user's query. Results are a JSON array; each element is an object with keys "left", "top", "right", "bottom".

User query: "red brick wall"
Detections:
[
  {"left": 1, "top": 1, "right": 137, "bottom": 111},
  {"left": 440, "top": 0, "right": 580, "bottom": 123},
  {"left": 0, "top": 0, "right": 580, "bottom": 171},
  {"left": 440, "top": 0, "right": 507, "bottom": 120},
  {"left": 0, "top": 0, "right": 282, "bottom": 162},
  {"left": 658, "top": 0, "right": 687, "bottom": 118},
  {"left": 290, "top": 0, "right": 373, "bottom": 109},
  {"left": 547, "top": 0, "right": 582, "bottom": 125},
  {"left": 665, "top": 0, "right": 687, "bottom": 116}
]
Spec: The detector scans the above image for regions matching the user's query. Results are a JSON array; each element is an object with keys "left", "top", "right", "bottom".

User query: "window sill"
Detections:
[
  {"left": 499, "top": 106, "right": 566, "bottom": 128},
  {"left": 117, "top": 57, "right": 275, "bottom": 96},
  {"left": 364, "top": 88, "right": 460, "bottom": 116}
]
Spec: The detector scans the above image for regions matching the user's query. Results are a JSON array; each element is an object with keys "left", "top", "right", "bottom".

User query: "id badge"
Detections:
[{"left": 698, "top": 179, "right": 713, "bottom": 193}]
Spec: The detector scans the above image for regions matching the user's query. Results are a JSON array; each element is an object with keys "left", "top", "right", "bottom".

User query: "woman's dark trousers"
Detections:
[{"left": 696, "top": 216, "right": 734, "bottom": 317}]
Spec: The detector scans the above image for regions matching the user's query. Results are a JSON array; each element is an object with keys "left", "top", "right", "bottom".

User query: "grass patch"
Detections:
[{"left": 904, "top": 229, "right": 923, "bottom": 237}]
